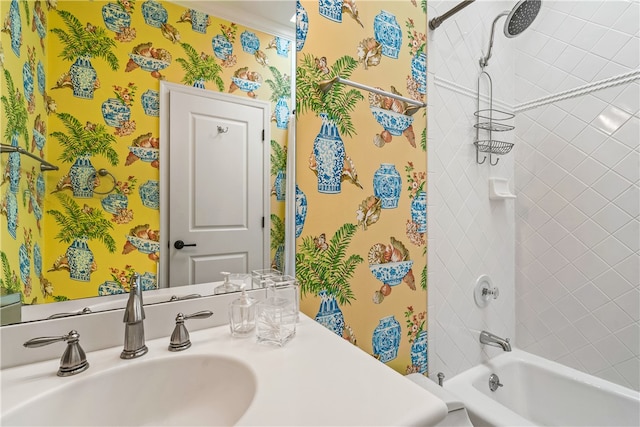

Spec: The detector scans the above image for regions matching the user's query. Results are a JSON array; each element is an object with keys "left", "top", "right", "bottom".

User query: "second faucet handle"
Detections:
[
  {"left": 168, "top": 311, "right": 213, "bottom": 352},
  {"left": 24, "top": 330, "right": 89, "bottom": 376}
]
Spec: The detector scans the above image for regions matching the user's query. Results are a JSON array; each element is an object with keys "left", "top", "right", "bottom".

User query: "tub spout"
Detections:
[{"left": 480, "top": 330, "right": 511, "bottom": 352}]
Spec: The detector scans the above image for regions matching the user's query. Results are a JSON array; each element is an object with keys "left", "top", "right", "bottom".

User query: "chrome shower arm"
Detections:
[{"left": 479, "top": 11, "right": 509, "bottom": 68}]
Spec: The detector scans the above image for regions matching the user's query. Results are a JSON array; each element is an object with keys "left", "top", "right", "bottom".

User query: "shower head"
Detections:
[
  {"left": 479, "top": 0, "right": 542, "bottom": 68},
  {"left": 504, "top": 0, "right": 542, "bottom": 37}
]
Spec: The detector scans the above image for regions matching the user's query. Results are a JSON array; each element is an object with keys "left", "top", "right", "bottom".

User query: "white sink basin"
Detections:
[{"left": 1, "top": 355, "right": 256, "bottom": 426}]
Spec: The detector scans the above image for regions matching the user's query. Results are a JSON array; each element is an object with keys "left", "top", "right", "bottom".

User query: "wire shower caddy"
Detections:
[{"left": 474, "top": 70, "right": 514, "bottom": 165}]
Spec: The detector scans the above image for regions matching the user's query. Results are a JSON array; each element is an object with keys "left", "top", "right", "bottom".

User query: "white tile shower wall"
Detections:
[
  {"left": 514, "top": 1, "right": 639, "bottom": 390},
  {"left": 427, "top": 0, "right": 516, "bottom": 380}
]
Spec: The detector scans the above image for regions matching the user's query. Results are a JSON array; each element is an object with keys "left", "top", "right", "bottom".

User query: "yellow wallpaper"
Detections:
[
  {"left": 1, "top": 0, "right": 291, "bottom": 305},
  {"left": 296, "top": 0, "right": 428, "bottom": 375}
]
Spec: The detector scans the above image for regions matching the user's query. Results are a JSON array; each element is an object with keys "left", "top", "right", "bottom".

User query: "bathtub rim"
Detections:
[{"left": 443, "top": 348, "right": 640, "bottom": 427}]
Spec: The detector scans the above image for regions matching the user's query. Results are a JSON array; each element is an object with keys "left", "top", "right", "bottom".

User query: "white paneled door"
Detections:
[{"left": 168, "top": 88, "right": 268, "bottom": 286}]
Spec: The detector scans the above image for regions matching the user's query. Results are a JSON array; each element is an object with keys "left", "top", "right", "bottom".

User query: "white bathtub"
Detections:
[{"left": 445, "top": 349, "right": 640, "bottom": 427}]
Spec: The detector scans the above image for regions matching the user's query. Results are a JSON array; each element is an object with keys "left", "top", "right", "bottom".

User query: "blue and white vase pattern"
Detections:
[
  {"left": 18, "top": 244, "right": 30, "bottom": 285},
  {"left": 411, "top": 52, "right": 427, "bottom": 95},
  {"left": 32, "top": 128, "right": 46, "bottom": 153},
  {"left": 66, "top": 237, "right": 94, "bottom": 282},
  {"left": 140, "top": 272, "right": 158, "bottom": 291},
  {"left": 313, "top": 113, "right": 345, "bottom": 194},
  {"left": 314, "top": 290, "right": 345, "bottom": 336},
  {"left": 8, "top": 134, "right": 21, "bottom": 193},
  {"left": 275, "top": 37, "right": 290, "bottom": 57},
  {"left": 374, "top": 10, "right": 402, "bottom": 59},
  {"left": 101, "top": 98, "right": 131, "bottom": 127},
  {"left": 101, "top": 193, "right": 128, "bottom": 214},
  {"left": 33, "top": 242, "right": 43, "bottom": 278},
  {"left": 275, "top": 96, "right": 290, "bottom": 129},
  {"left": 190, "top": 9, "right": 209, "bottom": 33},
  {"left": 372, "top": 315, "right": 401, "bottom": 363},
  {"left": 69, "top": 155, "right": 96, "bottom": 198},
  {"left": 36, "top": 173, "right": 45, "bottom": 201},
  {"left": 9, "top": 0, "right": 21, "bottom": 57},
  {"left": 98, "top": 281, "right": 127, "bottom": 296},
  {"left": 33, "top": 9, "right": 46, "bottom": 38},
  {"left": 373, "top": 164, "right": 401, "bottom": 209},
  {"left": 31, "top": 194, "right": 42, "bottom": 222},
  {"left": 295, "top": 185, "right": 307, "bottom": 238},
  {"left": 410, "top": 330, "right": 428, "bottom": 374},
  {"left": 411, "top": 191, "right": 427, "bottom": 233},
  {"left": 212, "top": 35, "right": 233, "bottom": 60},
  {"left": 22, "top": 62, "right": 34, "bottom": 102},
  {"left": 6, "top": 192, "right": 18, "bottom": 239},
  {"left": 69, "top": 56, "right": 97, "bottom": 99},
  {"left": 141, "top": 0, "right": 168, "bottom": 27},
  {"left": 102, "top": 3, "right": 131, "bottom": 32},
  {"left": 296, "top": 0, "right": 309, "bottom": 52},
  {"left": 141, "top": 89, "right": 159, "bottom": 116},
  {"left": 319, "top": 0, "right": 343, "bottom": 22},
  {"left": 193, "top": 78, "right": 205, "bottom": 89},
  {"left": 139, "top": 180, "right": 159, "bottom": 209},
  {"left": 240, "top": 31, "right": 260, "bottom": 54},
  {"left": 274, "top": 170, "right": 286, "bottom": 201},
  {"left": 37, "top": 61, "right": 46, "bottom": 95}
]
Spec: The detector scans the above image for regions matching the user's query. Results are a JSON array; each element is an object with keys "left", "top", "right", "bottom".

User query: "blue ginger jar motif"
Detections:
[
  {"left": 411, "top": 52, "right": 427, "bottom": 95},
  {"left": 411, "top": 330, "right": 428, "bottom": 374},
  {"left": 141, "top": 89, "right": 159, "bottom": 116},
  {"left": 190, "top": 9, "right": 209, "bottom": 33},
  {"left": 373, "top": 163, "right": 401, "bottom": 209},
  {"left": 274, "top": 170, "right": 286, "bottom": 201},
  {"left": 319, "top": 0, "right": 343, "bottom": 22},
  {"left": 66, "top": 237, "right": 94, "bottom": 282},
  {"left": 69, "top": 155, "right": 96, "bottom": 198},
  {"left": 37, "top": 61, "right": 45, "bottom": 95},
  {"left": 193, "top": 79, "right": 206, "bottom": 89},
  {"left": 212, "top": 35, "right": 233, "bottom": 60},
  {"left": 296, "top": 0, "right": 309, "bottom": 52},
  {"left": 69, "top": 56, "right": 97, "bottom": 99},
  {"left": 36, "top": 173, "right": 45, "bottom": 201},
  {"left": 101, "top": 193, "right": 128, "bottom": 215},
  {"left": 374, "top": 10, "right": 402, "bottom": 59},
  {"left": 240, "top": 31, "right": 260, "bottom": 54},
  {"left": 315, "top": 290, "right": 345, "bottom": 336},
  {"left": 275, "top": 37, "right": 290, "bottom": 57},
  {"left": 6, "top": 192, "right": 18, "bottom": 239},
  {"left": 8, "top": 133, "right": 21, "bottom": 193},
  {"left": 411, "top": 191, "right": 427, "bottom": 233},
  {"left": 372, "top": 315, "right": 401, "bottom": 363},
  {"left": 101, "top": 98, "right": 131, "bottom": 127},
  {"left": 141, "top": 0, "right": 168, "bottom": 27},
  {"left": 275, "top": 96, "right": 290, "bottom": 129},
  {"left": 9, "top": 0, "right": 21, "bottom": 57},
  {"left": 18, "top": 244, "right": 30, "bottom": 285},
  {"left": 139, "top": 180, "right": 159, "bottom": 209},
  {"left": 33, "top": 242, "right": 42, "bottom": 278},
  {"left": 23, "top": 62, "right": 34, "bottom": 102},
  {"left": 102, "top": 2, "right": 131, "bottom": 32},
  {"left": 313, "top": 113, "right": 345, "bottom": 194},
  {"left": 295, "top": 185, "right": 307, "bottom": 238},
  {"left": 140, "top": 272, "right": 158, "bottom": 290}
]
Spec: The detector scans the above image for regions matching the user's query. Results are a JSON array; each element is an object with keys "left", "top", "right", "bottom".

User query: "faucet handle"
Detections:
[
  {"left": 169, "top": 311, "right": 213, "bottom": 352},
  {"left": 24, "top": 330, "right": 89, "bottom": 376}
]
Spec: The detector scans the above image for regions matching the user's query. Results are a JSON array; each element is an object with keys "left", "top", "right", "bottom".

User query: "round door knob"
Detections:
[{"left": 174, "top": 240, "right": 197, "bottom": 250}]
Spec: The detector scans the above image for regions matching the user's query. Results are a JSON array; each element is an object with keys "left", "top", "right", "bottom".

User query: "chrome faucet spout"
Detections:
[
  {"left": 480, "top": 330, "right": 512, "bottom": 352},
  {"left": 121, "top": 273, "right": 148, "bottom": 359}
]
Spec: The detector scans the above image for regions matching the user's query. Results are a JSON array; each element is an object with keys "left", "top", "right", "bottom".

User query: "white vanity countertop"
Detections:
[{"left": 2, "top": 314, "right": 447, "bottom": 426}]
